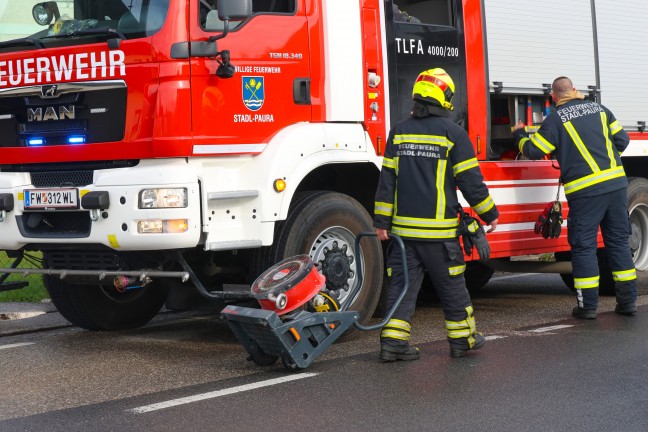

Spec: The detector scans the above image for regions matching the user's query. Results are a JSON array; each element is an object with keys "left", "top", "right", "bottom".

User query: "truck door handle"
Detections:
[{"left": 293, "top": 78, "right": 311, "bottom": 105}]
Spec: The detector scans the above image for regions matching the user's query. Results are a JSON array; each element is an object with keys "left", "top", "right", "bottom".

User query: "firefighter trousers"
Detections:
[
  {"left": 567, "top": 187, "right": 637, "bottom": 310},
  {"left": 381, "top": 239, "right": 476, "bottom": 349}
]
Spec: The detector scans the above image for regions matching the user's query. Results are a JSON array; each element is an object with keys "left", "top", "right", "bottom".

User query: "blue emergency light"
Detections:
[
  {"left": 28, "top": 138, "right": 45, "bottom": 146},
  {"left": 67, "top": 135, "right": 85, "bottom": 144}
]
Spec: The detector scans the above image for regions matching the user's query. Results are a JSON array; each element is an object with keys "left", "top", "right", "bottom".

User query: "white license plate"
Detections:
[{"left": 24, "top": 189, "right": 79, "bottom": 210}]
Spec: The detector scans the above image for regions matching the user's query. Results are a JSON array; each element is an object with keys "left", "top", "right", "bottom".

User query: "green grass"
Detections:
[{"left": 0, "top": 251, "right": 49, "bottom": 303}]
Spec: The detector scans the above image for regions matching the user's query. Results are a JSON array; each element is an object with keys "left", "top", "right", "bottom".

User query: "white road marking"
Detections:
[
  {"left": 0, "top": 342, "right": 35, "bottom": 350},
  {"left": 529, "top": 325, "right": 574, "bottom": 333},
  {"left": 128, "top": 372, "right": 319, "bottom": 414},
  {"left": 485, "top": 335, "right": 507, "bottom": 341}
]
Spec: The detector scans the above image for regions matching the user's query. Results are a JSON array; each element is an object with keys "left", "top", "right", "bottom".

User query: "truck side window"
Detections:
[
  {"left": 200, "top": 0, "right": 296, "bottom": 31},
  {"left": 393, "top": 0, "right": 454, "bottom": 27}
]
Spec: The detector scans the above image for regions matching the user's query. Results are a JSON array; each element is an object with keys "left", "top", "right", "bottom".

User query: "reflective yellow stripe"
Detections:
[
  {"left": 391, "top": 227, "right": 458, "bottom": 239},
  {"left": 467, "top": 220, "right": 479, "bottom": 233},
  {"left": 453, "top": 157, "right": 479, "bottom": 176},
  {"left": 600, "top": 112, "right": 617, "bottom": 168},
  {"left": 380, "top": 329, "right": 410, "bottom": 340},
  {"left": 564, "top": 121, "right": 600, "bottom": 173},
  {"left": 563, "top": 166, "right": 626, "bottom": 195},
  {"left": 530, "top": 132, "right": 556, "bottom": 153},
  {"left": 375, "top": 201, "right": 393, "bottom": 217},
  {"left": 392, "top": 215, "right": 459, "bottom": 228},
  {"left": 574, "top": 276, "right": 599, "bottom": 289},
  {"left": 436, "top": 159, "right": 447, "bottom": 219},
  {"left": 394, "top": 156, "right": 400, "bottom": 175},
  {"left": 387, "top": 267, "right": 392, "bottom": 277},
  {"left": 449, "top": 264, "right": 466, "bottom": 276},
  {"left": 473, "top": 195, "right": 495, "bottom": 215},
  {"left": 393, "top": 134, "right": 450, "bottom": 146},
  {"left": 612, "top": 268, "right": 637, "bottom": 282},
  {"left": 610, "top": 120, "right": 622, "bottom": 135},
  {"left": 381, "top": 318, "right": 412, "bottom": 341},
  {"left": 385, "top": 319, "right": 411, "bottom": 332},
  {"left": 382, "top": 157, "right": 395, "bottom": 169},
  {"left": 518, "top": 136, "right": 530, "bottom": 153}
]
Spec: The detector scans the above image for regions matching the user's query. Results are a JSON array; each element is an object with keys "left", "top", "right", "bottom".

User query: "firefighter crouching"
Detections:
[
  {"left": 513, "top": 76, "right": 637, "bottom": 319},
  {"left": 374, "top": 68, "right": 499, "bottom": 361}
]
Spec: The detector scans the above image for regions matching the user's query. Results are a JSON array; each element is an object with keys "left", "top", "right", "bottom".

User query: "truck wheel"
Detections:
[
  {"left": 464, "top": 261, "right": 494, "bottom": 295},
  {"left": 44, "top": 252, "right": 169, "bottom": 330},
  {"left": 556, "top": 249, "right": 615, "bottom": 296},
  {"left": 627, "top": 177, "right": 648, "bottom": 271},
  {"left": 253, "top": 191, "right": 383, "bottom": 337}
]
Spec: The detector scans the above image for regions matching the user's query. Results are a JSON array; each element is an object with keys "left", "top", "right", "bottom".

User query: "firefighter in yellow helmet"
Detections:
[{"left": 374, "top": 68, "right": 499, "bottom": 361}]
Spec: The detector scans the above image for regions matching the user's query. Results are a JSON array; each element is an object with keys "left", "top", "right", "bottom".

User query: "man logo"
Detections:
[
  {"left": 242, "top": 76, "right": 264, "bottom": 111},
  {"left": 41, "top": 85, "right": 58, "bottom": 99}
]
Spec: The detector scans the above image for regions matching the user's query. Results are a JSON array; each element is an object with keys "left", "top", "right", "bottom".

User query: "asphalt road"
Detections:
[{"left": 1, "top": 272, "right": 647, "bottom": 431}]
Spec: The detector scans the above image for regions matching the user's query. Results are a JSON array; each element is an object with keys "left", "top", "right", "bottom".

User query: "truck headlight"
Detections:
[{"left": 139, "top": 188, "right": 187, "bottom": 209}]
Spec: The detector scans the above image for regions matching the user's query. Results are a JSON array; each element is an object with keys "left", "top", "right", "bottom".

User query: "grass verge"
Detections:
[{"left": 0, "top": 251, "right": 49, "bottom": 302}]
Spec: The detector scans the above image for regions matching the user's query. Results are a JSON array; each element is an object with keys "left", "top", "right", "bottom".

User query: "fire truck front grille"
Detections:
[
  {"left": 0, "top": 82, "right": 126, "bottom": 148},
  {"left": 25, "top": 93, "right": 80, "bottom": 106},
  {"left": 16, "top": 211, "right": 91, "bottom": 238},
  {"left": 31, "top": 171, "right": 94, "bottom": 187},
  {"left": 20, "top": 119, "right": 87, "bottom": 133},
  {"left": 46, "top": 250, "right": 121, "bottom": 271}
]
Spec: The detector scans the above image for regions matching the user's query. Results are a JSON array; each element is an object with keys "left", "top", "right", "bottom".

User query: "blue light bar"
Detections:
[
  {"left": 28, "top": 138, "right": 45, "bottom": 146},
  {"left": 68, "top": 136, "right": 86, "bottom": 144}
]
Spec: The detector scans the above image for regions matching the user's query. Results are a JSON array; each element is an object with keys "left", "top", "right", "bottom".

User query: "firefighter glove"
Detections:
[{"left": 459, "top": 211, "right": 490, "bottom": 261}]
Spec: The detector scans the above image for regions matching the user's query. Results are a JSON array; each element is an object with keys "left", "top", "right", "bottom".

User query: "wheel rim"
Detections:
[
  {"left": 309, "top": 226, "right": 362, "bottom": 308},
  {"left": 629, "top": 202, "right": 648, "bottom": 271}
]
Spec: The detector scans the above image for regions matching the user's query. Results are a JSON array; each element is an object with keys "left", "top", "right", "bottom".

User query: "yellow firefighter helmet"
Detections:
[{"left": 412, "top": 68, "right": 455, "bottom": 111}]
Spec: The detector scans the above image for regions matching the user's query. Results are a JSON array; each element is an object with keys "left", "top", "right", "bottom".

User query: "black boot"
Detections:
[
  {"left": 379, "top": 344, "right": 420, "bottom": 362},
  {"left": 449, "top": 333, "right": 485, "bottom": 358},
  {"left": 615, "top": 302, "right": 637, "bottom": 316},
  {"left": 572, "top": 306, "right": 597, "bottom": 320}
]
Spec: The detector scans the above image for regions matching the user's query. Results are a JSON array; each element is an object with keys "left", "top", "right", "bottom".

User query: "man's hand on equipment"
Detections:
[
  {"left": 375, "top": 228, "right": 390, "bottom": 241},
  {"left": 513, "top": 120, "right": 526, "bottom": 132},
  {"left": 486, "top": 218, "right": 498, "bottom": 233}
]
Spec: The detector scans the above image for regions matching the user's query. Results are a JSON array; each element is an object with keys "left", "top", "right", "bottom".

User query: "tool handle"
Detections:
[{"left": 350, "top": 232, "right": 409, "bottom": 332}]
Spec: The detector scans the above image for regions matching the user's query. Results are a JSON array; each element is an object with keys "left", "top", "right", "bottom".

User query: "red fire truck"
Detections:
[{"left": 0, "top": 0, "right": 646, "bottom": 331}]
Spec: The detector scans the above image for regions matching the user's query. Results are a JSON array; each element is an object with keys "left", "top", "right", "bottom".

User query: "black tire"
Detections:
[
  {"left": 252, "top": 191, "right": 383, "bottom": 337},
  {"left": 464, "top": 261, "right": 495, "bottom": 295},
  {"left": 627, "top": 177, "right": 648, "bottom": 271},
  {"left": 44, "top": 253, "right": 169, "bottom": 331},
  {"left": 556, "top": 249, "right": 615, "bottom": 296},
  {"left": 247, "top": 341, "right": 279, "bottom": 366}
]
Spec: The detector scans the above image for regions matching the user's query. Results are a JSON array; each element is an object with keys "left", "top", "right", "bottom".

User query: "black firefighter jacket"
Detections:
[
  {"left": 514, "top": 99, "right": 630, "bottom": 199},
  {"left": 374, "top": 114, "right": 499, "bottom": 241}
]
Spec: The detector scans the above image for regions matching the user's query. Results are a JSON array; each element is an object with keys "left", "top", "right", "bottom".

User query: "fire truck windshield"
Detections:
[{"left": 0, "top": 0, "right": 170, "bottom": 48}]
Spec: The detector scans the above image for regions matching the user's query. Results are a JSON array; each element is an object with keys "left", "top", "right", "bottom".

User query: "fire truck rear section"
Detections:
[{"left": 0, "top": 0, "right": 646, "bottom": 332}]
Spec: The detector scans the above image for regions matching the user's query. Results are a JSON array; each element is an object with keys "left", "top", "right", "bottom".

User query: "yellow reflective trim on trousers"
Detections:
[
  {"left": 392, "top": 215, "right": 459, "bottom": 228},
  {"left": 385, "top": 318, "right": 411, "bottom": 331},
  {"left": 600, "top": 112, "right": 617, "bottom": 168},
  {"left": 382, "top": 157, "right": 395, "bottom": 169},
  {"left": 610, "top": 120, "right": 622, "bottom": 135},
  {"left": 391, "top": 227, "right": 458, "bottom": 239},
  {"left": 375, "top": 201, "right": 393, "bottom": 217},
  {"left": 473, "top": 195, "right": 495, "bottom": 215},
  {"left": 574, "top": 276, "right": 599, "bottom": 289},
  {"left": 387, "top": 267, "right": 392, "bottom": 277},
  {"left": 612, "top": 268, "right": 637, "bottom": 282},
  {"left": 563, "top": 166, "right": 626, "bottom": 195},
  {"left": 436, "top": 159, "right": 447, "bottom": 219},
  {"left": 381, "top": 329, "right": 410, "bottom": 341},
  {"left": 530, "top": 132, "right": 556, "bottom": 153},
  {"left": 564, "top": 121, "right": 600, "bottom": 173},
  {"left": 447, "top": 329, "right": 472, "bottom": 338},
  {"left": 449, "top": 264, "right": 466, "bottom": 276},
  {"left": 453, "top": 157, "right": 479, "bottom": 176},
  {"left": 393, "top": 134, "right": 450, "bottom": 146}
]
